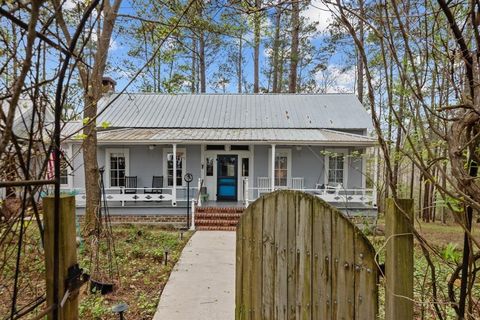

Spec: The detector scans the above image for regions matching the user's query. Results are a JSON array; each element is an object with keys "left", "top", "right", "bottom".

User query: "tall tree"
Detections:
[
  {"left": 253, "top": 0, "right": 261, "bottom": 93},
  {"left": 197, "top": 0, "right": 206, "bottom": 93},
  {"left": 356, "top": 0, "right": 364, "bottom": 102},
  {"left": 288, "top": 0, "right": 300, "bottom": 92},
  {"left": 271, "top": 6, "right": 283, "bottom": 93},
  {"left": 54, "top": 0, "right": 123, "bottom": 236},
  {"left": 332, "top": 0, "right": 480, "bottom": 317}
]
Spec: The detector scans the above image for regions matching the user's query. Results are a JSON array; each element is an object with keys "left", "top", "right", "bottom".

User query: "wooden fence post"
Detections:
[
  {"left": 385, "top": 198, "right": 414, "bottom": 320},
  {"left": 43, "top": 195, "right": 78, "bottom": 320}
]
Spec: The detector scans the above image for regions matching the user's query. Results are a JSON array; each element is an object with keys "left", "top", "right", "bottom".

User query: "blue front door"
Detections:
[{"left": 217, "top": 155, "right": 238, "bottom": 201}]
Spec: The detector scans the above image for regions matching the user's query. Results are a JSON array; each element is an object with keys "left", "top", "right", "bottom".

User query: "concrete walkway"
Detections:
[{"left": 153, "top": 231, "right": 236, "bottom": 320}]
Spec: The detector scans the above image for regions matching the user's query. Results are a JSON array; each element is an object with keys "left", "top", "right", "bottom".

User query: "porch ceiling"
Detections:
[{"left": 79, "top": 128, "right": 377, "bottom": 146}]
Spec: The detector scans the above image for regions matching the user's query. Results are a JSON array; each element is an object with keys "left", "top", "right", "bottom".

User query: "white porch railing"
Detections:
[
  {"left": 245, "top": 178, "right": 375, "bottom": 207},
  {"left": 256, "top": 177, "right": 305, "bottom": 193},
  {"left": 61, "top": 186, "right": 199, "bottom": 207}
]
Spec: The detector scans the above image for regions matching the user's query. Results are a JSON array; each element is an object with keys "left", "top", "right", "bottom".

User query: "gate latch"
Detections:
[{"left": 61, "top": 264, "right": 90, "bottom": 307}]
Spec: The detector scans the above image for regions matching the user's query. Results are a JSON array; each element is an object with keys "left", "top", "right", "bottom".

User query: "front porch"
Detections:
[
  {"left": 67, "top": 180, "right": 376, "bottom": 216},
  {"left": 63, "top": 139, "right": 378, "bottom": 227},
  {"left": 67, "top": 182, "right": 376, "bottom": 231}
]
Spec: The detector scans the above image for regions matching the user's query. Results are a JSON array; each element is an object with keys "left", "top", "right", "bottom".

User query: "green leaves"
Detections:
[
  {"left": 100, "top": 121, "right": 111, "bottom": 129},
  {"left": 442, "top": 243, "right": 461, "bottom": 264},
  {"left": 73, "top": 133, "right": 87, "bottom": 140},
  {"left": 438, "top": 195, "right": 464, "bottom": 213}
]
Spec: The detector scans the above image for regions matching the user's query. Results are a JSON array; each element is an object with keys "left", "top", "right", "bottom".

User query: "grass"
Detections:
[{"left": 370, "top": 218, "right": 480, "bottom": 319}]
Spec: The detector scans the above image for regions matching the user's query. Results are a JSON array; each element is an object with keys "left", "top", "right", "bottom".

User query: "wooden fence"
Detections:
[{"left": 235, "top": 190, "right": 378, "bottom": 319}]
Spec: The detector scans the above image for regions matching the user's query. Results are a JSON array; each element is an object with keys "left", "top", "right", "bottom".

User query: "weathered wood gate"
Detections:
[{"left": 236, "top": 190, "right": 378, "bottom": 319}]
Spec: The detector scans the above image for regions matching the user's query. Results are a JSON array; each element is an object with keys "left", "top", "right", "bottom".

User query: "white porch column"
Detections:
[
  {"left": 271, "top": 144, "right": 276, "bottom": 191},
  {"left": 244, "top": 177, "right": 249, "bottom": 207},
  {"left": 190, "top": 198, "right": 196, "bottom": 230},
  {"left": 197, "top": 177, "right": 202, "bottom": 207},
  {"left": 172, "top": 143, "right": 177, "bottom": 206}
]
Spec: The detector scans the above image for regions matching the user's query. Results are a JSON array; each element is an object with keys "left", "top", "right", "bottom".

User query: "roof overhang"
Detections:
[{"left": 66, "top": 128, "right": 377, "bottom": 147}]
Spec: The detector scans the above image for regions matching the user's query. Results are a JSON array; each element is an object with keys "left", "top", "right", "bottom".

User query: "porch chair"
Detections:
[
  {"left": 124, "top": 176, "right": 138, "bottom": 194},
  {"left": 144, "top": 176, "right": 163, "bottom": 194}
]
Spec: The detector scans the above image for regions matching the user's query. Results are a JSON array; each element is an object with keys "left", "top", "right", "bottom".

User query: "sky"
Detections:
[{"left": 95, "top": 0, "right": 355, "bottom": 94}]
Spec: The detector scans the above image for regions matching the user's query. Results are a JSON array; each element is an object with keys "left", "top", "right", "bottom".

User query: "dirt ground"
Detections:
[{"left": 0, "top": 223, "right": 192, "bottom": 320}]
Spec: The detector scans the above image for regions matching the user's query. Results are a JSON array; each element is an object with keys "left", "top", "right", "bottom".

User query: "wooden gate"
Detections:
[{"left": 235, "top": 190, "right": 378, "bottom": 319}]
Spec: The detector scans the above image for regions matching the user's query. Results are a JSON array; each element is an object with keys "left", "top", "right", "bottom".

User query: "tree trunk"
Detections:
[
  {"left": 199, "top": 32, "right": 206, "bottom": 93},
  {"left": 418, "top": 174, "right": 423, "bottom": 219},
  {"left": 409, "top": 161, "right": 415, "bottom": 199},
  {"left": 288, "top": 0, "right": 300, "bottom": 93},
  {"left": 80, "top": 0, "right": 122, "bottom": 237},
  {"left": 272, "top": 6, "right": 282, "bottom": 93},
  {"left": 82, "top": 97, "right": 101, "bottom": 237},
  {"left": 253, "top": 0, "right": 261, "bottom": 93},
  {"left": 156, "top": 41, "right": 161, "bottom": 92},
  {"left": 238, "top": 35, "right": 243, "bottom": 93},
  {"left": 191, "top": 36, "right": 196, "bottom": 93},
  {"left": 356, "top": 0, "right": 365, "bottom": 102},
  {"left": 278, "top": 40, "right": 286, "bottom": 91}
]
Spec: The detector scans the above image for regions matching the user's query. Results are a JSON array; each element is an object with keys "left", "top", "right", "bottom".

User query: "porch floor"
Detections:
[{"left": 200, "top": 201, "right": 245, "bottom": 208}]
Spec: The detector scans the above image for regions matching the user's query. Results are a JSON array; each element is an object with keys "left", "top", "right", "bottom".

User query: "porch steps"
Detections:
[{"left": 195, "top": 206, "right": 244, "bottom": 231}]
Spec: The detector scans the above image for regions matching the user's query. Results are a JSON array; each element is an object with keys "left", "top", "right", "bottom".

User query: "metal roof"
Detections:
[
  {"left": 86, "top": 128, "right": 376, "bottom": 146},
  {"left": 2, "top": 99, "right": 54, "bottom": 139},
  {"left": 97, "top": 93, "right": 372, "bottom": 130}
]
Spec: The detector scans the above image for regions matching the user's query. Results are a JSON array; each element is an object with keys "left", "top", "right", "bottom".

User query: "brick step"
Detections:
[
  {"left": 195, "top": 212, "right": 243, "bottom": 220},
  {"left": 194, "top": 206, "right": 243, "bottom": 231},
  {"left": 195, "top": 219, "right": 239, "bottom": 227},
  {"left": 196, "top": 207, "right": 244, "bottom": 214},
  {"left": 196, "top": 226, "right": 237, "bottom": 231}
]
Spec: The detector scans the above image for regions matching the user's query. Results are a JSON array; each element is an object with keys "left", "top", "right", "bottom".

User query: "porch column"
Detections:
[
  {"left": 271, "top": 144, "right": 276, "bottom": 191},
  {"left": 172, "top": 143, "right": 177, "bottom": 206}
]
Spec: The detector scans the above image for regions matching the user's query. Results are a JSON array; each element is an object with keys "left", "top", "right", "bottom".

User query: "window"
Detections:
[
  {"left": 60, "top": 157, "right": 69, "bottom": 185},
  {"left": 50, "top": 147, "right": 71, "bottom": 187},
  {"left": 206, "top": 145, "right": 225, "bottom": 151},
  {"left": 106, "top": 148, "right": 129, "bottom": 188},
  {"left": 110, "top": 152, "right": 127, "bottom": 187},
  {"left": 328, "top": 154, "right": 345, "bottom": 185},
  {"left": 270, "top": 149, "right": 291, "bottom": 187},
  {"left": 218, "top": 156, "right": 236, "bottom": 177},
  {"left": 166, "top": 150, "right": 185, "bottom": 186},
  {"left": 241, "top": 158, "right": 249, "bottom": 176},
  {"left": 206, "top": 157, "right": 214, "bottom": 176},
  {"left": 231, "top": 145, "right": 249, "bottom": 151},
  {"left": 275, "top": 155, "right": 288, "bottom": 186}
]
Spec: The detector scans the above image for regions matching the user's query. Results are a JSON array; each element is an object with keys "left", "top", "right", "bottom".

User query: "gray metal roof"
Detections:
[
  {"left": 97, "top": 93, "right": 372, "bottom": 130},
  {"left": 2, "top": 99, "right": 54, "bottom": 139},
  {"left": 87, "top": 128, "right": 376, "bottom": 146}
]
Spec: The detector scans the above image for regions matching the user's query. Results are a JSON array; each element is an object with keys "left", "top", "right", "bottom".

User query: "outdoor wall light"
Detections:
[{"left": 149, "top": 145, "right": 155, "bottom": 150}]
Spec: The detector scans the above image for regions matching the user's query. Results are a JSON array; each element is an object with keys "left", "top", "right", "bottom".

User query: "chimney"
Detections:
[{"left": 102, "top": 77, "right": 116, "bottom": 94}]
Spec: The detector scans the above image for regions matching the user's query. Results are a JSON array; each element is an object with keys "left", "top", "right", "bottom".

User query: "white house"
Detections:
[{"left": 60, "top": 93, "right": 377, "bottom": 225}]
